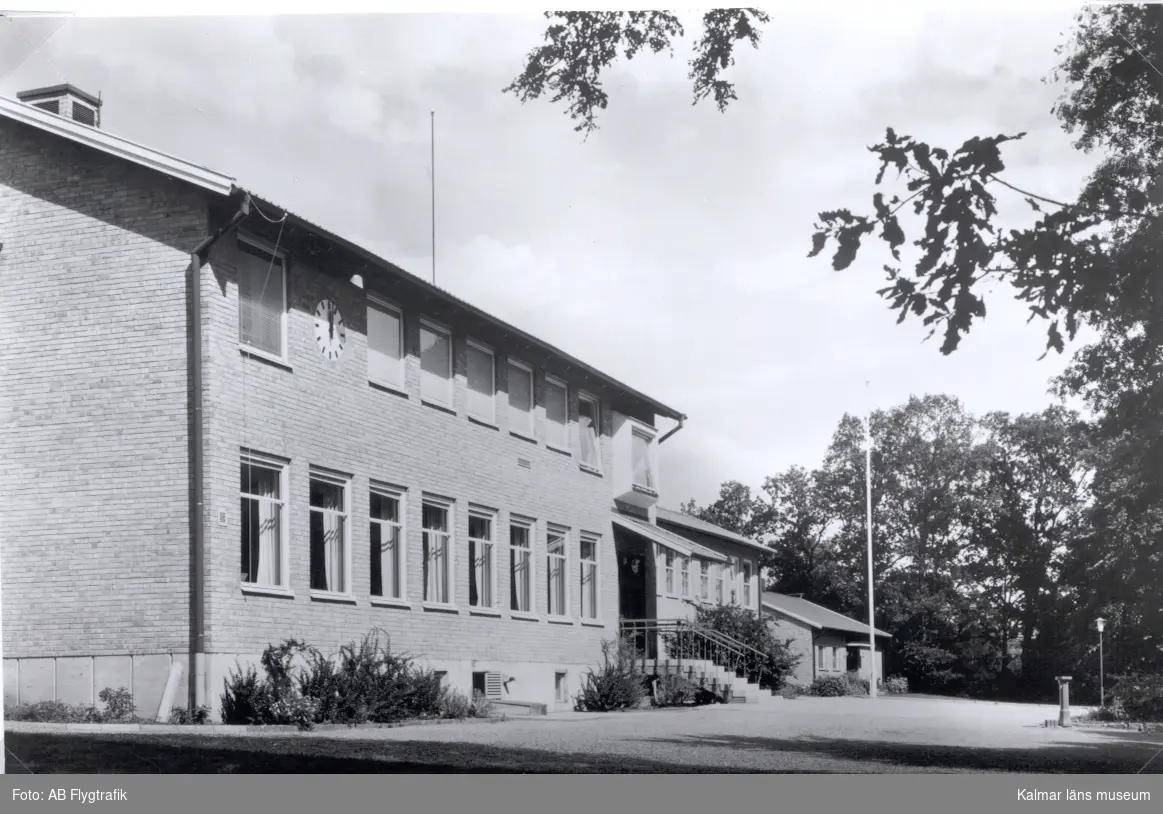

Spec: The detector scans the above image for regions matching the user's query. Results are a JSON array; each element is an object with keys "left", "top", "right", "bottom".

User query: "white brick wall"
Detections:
[{"left": 0, "top": 117, "right": 206, "bottom": 665}]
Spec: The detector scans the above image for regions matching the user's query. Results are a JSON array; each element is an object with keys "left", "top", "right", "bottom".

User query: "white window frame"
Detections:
[
  {"left": 466, "top": 339, "right": 497, "bottom": 425},
  {"left": 239, "top": 451, "right": 291, "bottom": 595},
  {"left": 699, "top": 560, "right": 710, "bottom": 601},
  {"left": 237, "top": 234, "right": 288, "bottom": 363},
  {"left": 509, "top": 515, "right": 536, "bottom": 617},
  {"left": 579, "top": 532, "right": 600, "bottom": 622},
  {"left": 715, "top": 563, "right": 724, "bottom": 604},
  {"left": 680, "top": 556, "right": 690, "bottom": 598},
  {"left": 742, "top": 559, "right": 753, "bottom": 607},
  {"left": 546, "top": 525, "right": 570, "bottom": 619},
  {"left": 468, "top": 507, "right": 499, "bottom": 611},
  {"left": 832, "top": 647, "right": 839, "bottom": 671},
  {"left": 631, "top": 428, "right": 657, "bottom": 493},
  {"left": 576, "top": 391, "right": 602, "bottom": 473},
  {"left": 544, "top": 375, "right": 570, "bottom": 453},
  {"left": 367, "top": 295, "right": 405, "bottom": 391},
  {"left": 308, "top": 469, "right": 352, "bottom": 598},
  {"left": 419, "top": 318, "right": 454, "bottom": 408},
  {"left": 817, "top": 646, "right": 826, "bottom": 670},
  {"left": 369, "top": 484, "right": 407, "bottom": 606},
  {"left": 422, "top": 496, "right": 456, "bottom": 608},
  {"left": 664, "top": 550, "right": 675, "bottom": 596},
  {"left": 507, "top": 358, "right": 535, "bottom": 439},
  {"left": 555, "top": 671, "right": 569, "bottom": 703}
]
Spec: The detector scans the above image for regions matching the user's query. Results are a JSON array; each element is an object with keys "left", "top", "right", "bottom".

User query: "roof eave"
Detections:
[{"left": 241, "top": 189, "right": 686, "bottom": 422}]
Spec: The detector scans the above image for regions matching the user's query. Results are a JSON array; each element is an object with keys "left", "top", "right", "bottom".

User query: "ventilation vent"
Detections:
[
  {"left": 484, "top": 672, "right": 504, "bottom": 700},
  {"left": 34, "top": 99, "right": 60, "bottom": 115},
  {"left": 517, "top": 457, "right": 531, "bottom": 470},
  {"left": 72, "top": 103, "right": 96, "bottom": 126}
]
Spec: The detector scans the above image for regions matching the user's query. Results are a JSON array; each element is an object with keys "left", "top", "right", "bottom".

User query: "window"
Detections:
[
  {"left": 370, "top": 487, "right": 405, "bottom": 601},
  {"left": 367, "top": 298, "right": 404, "bottom": 388},
  {"left": 742, "top": 560, "right": 753, "bottom": 607},
  {"left": 422, "top": 499, "right": 453, "bottom": 605},
  {"left": 664, "top": 550, "right": 675, "bottom": 595},
  {"left": 577, "top": 394, "right": 601, "bottom": 470},
  {"left": 728, "top": 557, "right": 739, "bottom": 605},
  {"left": 699, "top": 560, "right": 710, "bottom": 600},
  {"left": 72, "top": 103, "right": 96, "bottom": 126},
  {"left": 510, "top": 518, "right": 534, "bottom": 613},
  {"left": 832, "top": 647, "right": 839, "bottom": 671},
  {"left": 419, "top": 320, "right": 452, "bottom": 406},
  {"left": 555, "top": 672, "right": 568, "bottom": 703},
  {"left": 508, "top": 359, "right": 534, "bottom": 437},
  {"left": 469, "top": 509, "right": 496, "bottom": 609},
  {"left": 466, "top": 341, "right": 496, "bottom": 423},
  {"left": 546, "top": 526, "right": 568, "bottom": 617},
  {"left": 309, "top": 472, "right": 349, "bottom": 594},
  {"left": 680, "top": 556, "right": 690, "bottom": 598},
  {"left": 240, "top": 455, "right": 287, "bottom": 589},
  {"left": 631, "top": 430, "right": 655, "bottom": 491},
  {"left": 715, "top": 564, "right": 724, "bottom": 604},
  {"left": 580, "top": 533, "right": 599, "bottom": 620},
  {"left": 817, "top": 646, "right": 826, "bottom": 669},
  {"left": 238, "top": 238, "right": 287, "bottom": 359},
  {"left": 544, "top": 376, "right": 568, "bottom": 450}
]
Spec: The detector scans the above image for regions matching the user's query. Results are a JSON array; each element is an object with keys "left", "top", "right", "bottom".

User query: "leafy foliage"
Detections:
[
  {"left": 1110, "top": 673, "right": 1163, "bottom": 723},
  {"left": 505, "top": 10, "right": 770, "bottom": 134},
  {"left": 650, "top": 673, "right": 703, "bottom": 707},
  {"left": 220, "top": 631, "right": 445, "bottom": 729},
  {"left": 680, "top": 603, "right": 802, "bottom": 690},
  {"left": 884, "top": 675, "right": 910, "bottom": 695},
  {"left": 809, "top": 675, "right": 851, "bottom": 697},
  {"left": 575, "top": 639, "right": 648, "bottom": 711}
]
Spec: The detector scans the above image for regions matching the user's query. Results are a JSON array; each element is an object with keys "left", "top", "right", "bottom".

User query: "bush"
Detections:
[
  {"left": 665, "top": 604, "right": 802, "bottom": 691},
  {"left": 845, "top": 670, "right": 870, "bottom": 695},
  {"left": 779, "top": 683, "right": 806, "bottom": 699},
  {"left": 809, "top": 674, "right": 850, "bottom": 697},
  {"left": 470, "top": 689, "right": 494, "bottom": 718},
  {"left": 651, "top": 674, "right": 700, "bottom": 707},
  {"left": 884, "top": 675, "right": 910, "bottom": 695},
  {"left": 220, "top": 630, "right": 447, "bottom": 728},
  {"left": 9, "top": 700, "right": 99, "bottom": 723},
  {"left": 1110, "top": 673, "right": 1163, "bottom": 723},
  {"left": 97, "top": 687, "right": 135, "bottom": 722},
  {"left": 170, "top": 705, "right": 212, "bottom": 725},
  {"left": 575, "top": 640, "right": 647, "bottom": 712}
]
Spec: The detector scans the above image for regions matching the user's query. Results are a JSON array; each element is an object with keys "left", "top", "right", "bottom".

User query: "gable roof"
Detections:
[
  {"left": 655, "top": 507, "right": 770, "bottom": 555},
  {"left": 762, "top": 591, "right": 892, "bottom": 638},
  {"left": 0, "top": 94, "right": 685, "bottom": 423}
]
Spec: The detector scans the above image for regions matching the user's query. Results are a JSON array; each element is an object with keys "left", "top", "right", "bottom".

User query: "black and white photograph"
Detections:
[{"left": 0, "top": 1, "right": 1161, "bottom": 787}]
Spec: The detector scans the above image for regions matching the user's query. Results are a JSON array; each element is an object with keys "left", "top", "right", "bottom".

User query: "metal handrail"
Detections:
[{"left": 618, "top": 618, "right": 770, "bottom": 692}]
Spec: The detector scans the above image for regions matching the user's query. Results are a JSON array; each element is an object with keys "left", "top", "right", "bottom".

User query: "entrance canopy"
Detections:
[{"left": 611, "top": 512, "right": 729, "bottom": 563}]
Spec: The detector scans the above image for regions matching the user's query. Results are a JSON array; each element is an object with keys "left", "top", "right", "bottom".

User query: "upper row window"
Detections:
[{"left": 235, "top": 241, "right": 601, "bottom": 469}]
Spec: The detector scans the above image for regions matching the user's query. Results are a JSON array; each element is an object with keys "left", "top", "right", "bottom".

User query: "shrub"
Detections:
[
  {"left": 221, "top": 630, "right": 447, "bottom": 728},
  {"left": 779, "top": 683, "right": 806, "bottom": 699},
  {"left": 884, "top": 675, "right": 910, "bottom": 695},
  {"left": 221, "top": 663, "right": 276, "bottom": 725},
  {"left": 845, "top": 670, "right": 870, "bottom": 695},
  {"left": 651, "top": 674, "right": 699, "bottom": 707},
  {"left": 9, "top": 700, "right": 99, "bottom": 723},
  {"left": 470, "top": 689, "right": 494, "bottom": 718},
  {"left": 97, "top": 687, "right": 136, "bottom": 722},
  {"left": 169, "top": 705, "right": 212, "bottom": 725},
  {"left": 575, "top": 640, "right": 647, "bottom": 712},
  {"left": 809, "top": 675, "right": 850, "bottom": 697},
  {"left": 665, "top": 604, "right": 802, "bottom": 690},
  {"left": 1110, "top": 673, "right": 1163, "bottom": 723},
  {"left": 440, "top": 688, "right": 473, "bottom": 719}
]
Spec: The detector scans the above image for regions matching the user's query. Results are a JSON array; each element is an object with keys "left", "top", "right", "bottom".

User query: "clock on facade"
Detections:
[{"left": 313, "top": 299, "right": 346, "bottom": 361}]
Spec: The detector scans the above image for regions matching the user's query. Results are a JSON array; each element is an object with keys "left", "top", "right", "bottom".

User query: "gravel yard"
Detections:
[{"left": 7, "top": 695, "right": 1162, "bottom": 773}]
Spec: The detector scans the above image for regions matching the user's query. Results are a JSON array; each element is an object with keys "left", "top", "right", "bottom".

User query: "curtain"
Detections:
[
  {"left": 321, "top": 512, "right": 343, "bottom": 592},
  {"left": 579, "top": 411, "right": 598, "bottom": 466}
]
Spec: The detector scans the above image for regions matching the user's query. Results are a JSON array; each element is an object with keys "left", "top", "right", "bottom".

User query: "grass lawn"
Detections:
[{"left": 4, "top": 731, "right": 741, "bottom": 774}]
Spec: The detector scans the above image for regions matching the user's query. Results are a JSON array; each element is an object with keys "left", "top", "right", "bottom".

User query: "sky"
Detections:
[{"left": 0, "top": 5, "right": 1102, "bottom": 509}]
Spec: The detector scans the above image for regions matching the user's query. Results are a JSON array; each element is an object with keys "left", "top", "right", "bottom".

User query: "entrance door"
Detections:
[{"left": 619, "top": 553, "right": 648, "bottom": 620}]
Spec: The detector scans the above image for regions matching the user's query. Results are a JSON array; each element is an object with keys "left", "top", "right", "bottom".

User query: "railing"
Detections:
[{"left": 618, "top": 618, "right": 771, "bottom": 692}]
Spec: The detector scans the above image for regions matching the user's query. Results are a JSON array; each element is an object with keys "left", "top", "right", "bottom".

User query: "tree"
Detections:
[
  {"left": 505, "top": 10, "right": 770, "bottom": 134},
  {"left": 679, "top": 479, "right": 766, "bottom": 539}
]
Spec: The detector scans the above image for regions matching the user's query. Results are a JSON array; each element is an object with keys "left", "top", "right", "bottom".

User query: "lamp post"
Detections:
[
  {"left": 1096, "top": 617, "right": 1105, "bottom": 708},
  {"left": 864, "top": 392, "right": 876, "bottom": 699}
]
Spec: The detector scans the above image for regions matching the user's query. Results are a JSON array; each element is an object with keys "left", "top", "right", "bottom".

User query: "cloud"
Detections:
[{"left": 0, "top": 10, "right": 1098, "bottom": 509}]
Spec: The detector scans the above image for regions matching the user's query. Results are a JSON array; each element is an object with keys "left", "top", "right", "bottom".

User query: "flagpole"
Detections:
[{"left": 865, "top": 381, "right": 877, "bottom": 699}]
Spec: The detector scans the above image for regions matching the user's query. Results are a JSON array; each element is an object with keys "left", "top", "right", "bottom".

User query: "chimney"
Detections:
[{"left": 17, "top": 84, "right": 102, "bottom": 128}]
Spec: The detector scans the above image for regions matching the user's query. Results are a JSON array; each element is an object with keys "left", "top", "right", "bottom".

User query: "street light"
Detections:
[
  {"left": 864, "top": 388, "right": 876, "bottom": 699},
  {"left": 1096, "top": 617, "right": 1105, "bottom": 708}
]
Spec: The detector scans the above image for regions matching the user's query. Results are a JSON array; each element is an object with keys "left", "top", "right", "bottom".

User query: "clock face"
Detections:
[{"left": 313, "top": 299, "right": 346, "bottom": 361}]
